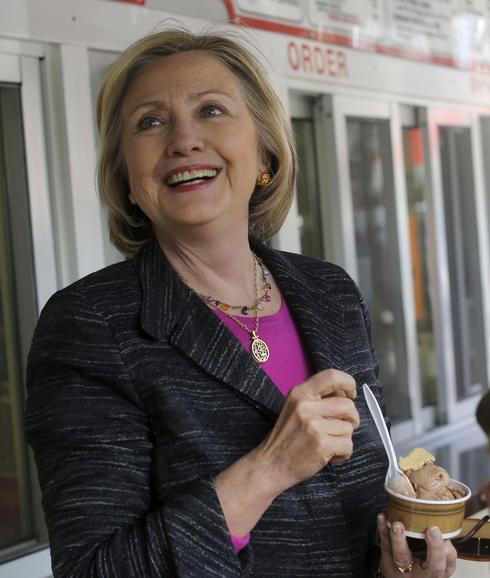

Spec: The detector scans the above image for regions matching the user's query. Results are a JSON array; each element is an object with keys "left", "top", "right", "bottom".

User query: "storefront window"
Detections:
[
  {"left": 347, "top": 118, "right": 409, "bottom": 423},
  {"left": 440, "top": 126, "right": 487, "bottom": 400},
  {"left": 0, "top": 84, "right": 46, "bottom": 562},
  {"left": 292, "top": 118, "right": 324, "bottom": 260}
]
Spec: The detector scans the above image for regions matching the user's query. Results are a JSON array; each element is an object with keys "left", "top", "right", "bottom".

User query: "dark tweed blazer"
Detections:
[{"left": 26, "top": 240, "right": 388, "bottom": 578}]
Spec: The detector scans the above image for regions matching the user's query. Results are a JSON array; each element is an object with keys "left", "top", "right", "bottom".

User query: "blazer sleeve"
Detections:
[
  {"left": 353, "top": 282, "right": 388, "bottom": 576},
  {"left": 25, "top": 289, "right": 250, "bottom": 578}
]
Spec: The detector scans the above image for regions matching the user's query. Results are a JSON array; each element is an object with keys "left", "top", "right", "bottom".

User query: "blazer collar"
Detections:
[
  {"left": 133, "top": 240, "right": 345, "bottom": 416},
  {"left": 254, "top": 242, "right": 346, "bottom": 375}
]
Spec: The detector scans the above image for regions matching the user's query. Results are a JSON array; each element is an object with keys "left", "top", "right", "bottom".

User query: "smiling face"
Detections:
[{"left": 121, "top": 51, "right": 264, "bottom": 242}]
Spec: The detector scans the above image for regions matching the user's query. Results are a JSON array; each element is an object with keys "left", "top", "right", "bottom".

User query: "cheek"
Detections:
[
  {"left": 125, "top": 149, "right": 147, "bottom": 176},
  {"left": 222, "top": 122, "right": 261, "bottom": 171},
  {"left": 123, "top": 133, "right": 160, "bottom": 173},
  {"left": 228, "top": 146, "right": 261, "bottom": 182},
  {"left": 124, "top": 150, "right": 159, "bottom": 192}
]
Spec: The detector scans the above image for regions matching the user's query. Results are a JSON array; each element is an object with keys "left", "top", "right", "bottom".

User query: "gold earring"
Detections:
[
  {"left": 257, "top": 169, "right": 272, "bottom": 186},
  {"left": 128, "top": 193, "right": 137, "bottom": 205}
]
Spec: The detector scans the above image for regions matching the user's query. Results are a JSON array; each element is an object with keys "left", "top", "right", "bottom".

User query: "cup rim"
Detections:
[{"left": 385, "top": 479, "right": 472, "bottom": 505}]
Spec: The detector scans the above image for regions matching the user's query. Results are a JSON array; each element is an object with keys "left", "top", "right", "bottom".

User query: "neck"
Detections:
[{"left": 155, "top": 225, "right": 258, "bottom": 305}]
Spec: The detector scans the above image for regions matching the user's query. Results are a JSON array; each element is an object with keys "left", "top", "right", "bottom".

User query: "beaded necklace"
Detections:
[
  {"left": 199, "top": 256, "right": 272, "bottom": 315},
  {"left": 183, "top": 255, "right": 271, "bottom": 363}
]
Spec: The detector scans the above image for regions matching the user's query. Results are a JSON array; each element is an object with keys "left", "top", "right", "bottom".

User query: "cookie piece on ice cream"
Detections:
[{"left": 398, "top": 448, "right": 435, "bottom": 473}]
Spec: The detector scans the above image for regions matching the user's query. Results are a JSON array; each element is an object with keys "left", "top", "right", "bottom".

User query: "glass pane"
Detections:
[
  {"left": 440, "top": 126, "right": 487, "bottom": 400},
  {"left": 347, "top": 118, "right": 409, "bottom": 423},
  {"left": 0, "top": 84, "right": 42, "bottom": 560},
  {"left": 402, "top": 123, "right": 437, "bottom": 408},
  {"left": 292, "top": 118, "right": 325, "bottom": 260},
  {"left": 433, "top": 440, "right": 490, "bottom": 505},
  {"left": 458, "top": 445, "right": 490, "bottom": 498},
  {"left": 481, "top": 117, "right": 490, "bottom": 258}
]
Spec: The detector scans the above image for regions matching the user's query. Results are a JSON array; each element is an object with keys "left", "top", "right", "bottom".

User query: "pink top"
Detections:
[
  {"left": 213, "top": 297, "right": 312, "bottom": 552},
  {"left": 213, "top": 297, "right": 312, "bottom": 396}
]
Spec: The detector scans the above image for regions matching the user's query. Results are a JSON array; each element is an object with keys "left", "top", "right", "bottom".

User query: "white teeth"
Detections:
[{"left": 168, "top": 168, "right": 218, "bottom": 185}]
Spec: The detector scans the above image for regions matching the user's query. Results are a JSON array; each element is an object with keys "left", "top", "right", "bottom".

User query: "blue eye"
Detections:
[
  {"left": 137, "top": 116, "right": 161, "bottom": 131},
  {"left": 202, "top": 105, "right": 223, "bottom": 117}
]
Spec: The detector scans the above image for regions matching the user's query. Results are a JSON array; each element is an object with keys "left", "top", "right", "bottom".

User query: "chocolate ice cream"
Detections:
[
  {"left": 397, "top": 448, "right": 467, "bottom": 500},
  {"left": 407, "top": 463, "right": 466, "bottom": 500}
]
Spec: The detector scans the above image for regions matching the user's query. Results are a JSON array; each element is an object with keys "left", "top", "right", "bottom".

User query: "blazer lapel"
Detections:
[
  {"left": 252, "top": 242, "right": 346, "bottom": 375},
  {"left": 133, "top": 241, "right": 285, "bottom": 416},
  {"left": 133, "top": 240, "right": 346, "bottom": 416}
]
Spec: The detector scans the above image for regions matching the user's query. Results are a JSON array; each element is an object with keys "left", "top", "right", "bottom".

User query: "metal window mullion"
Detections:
[
  {"left": 312, "top": 95, "right": 344, "bottom": 266},
  {"left": 59, "top": 44, "right": 105, "bottom": 279},
  {"left": 274, "top": 83, "right": 301, "bottom": 253},
  {"left": 471, "top": 116, "right": 490, "bottom": 389},
  {"left": 330, "top": 95, "right": 360, "bottom": 281},
  {"left": 426, "top": 109, "right": 458, "bottom": 424},
  {"left": 390, "top": 102, "right": 423, "bottom": 435},
  {"left": 446, "top": 130, "right": 472, "bottom": 394},
  {"left": 20, "top": 56, "right": 58, "bottom": 311}
]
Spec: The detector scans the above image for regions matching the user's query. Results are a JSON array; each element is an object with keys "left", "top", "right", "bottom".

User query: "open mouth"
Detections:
[{"left": 166, "top": 168, "right": 219, "bottom": 187}]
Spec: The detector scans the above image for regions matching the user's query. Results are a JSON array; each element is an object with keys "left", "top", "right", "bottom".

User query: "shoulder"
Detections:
[
  {"left": 261, "top": 244, "right": 361, "bottom": 302},
  {"left": 39, "top": 258, "right": 140, "bottom": 322}
]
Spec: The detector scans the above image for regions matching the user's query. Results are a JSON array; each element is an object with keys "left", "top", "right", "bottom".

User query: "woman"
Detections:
[{"left": 26, "top": 28, "right": 457, "bottom": 577}]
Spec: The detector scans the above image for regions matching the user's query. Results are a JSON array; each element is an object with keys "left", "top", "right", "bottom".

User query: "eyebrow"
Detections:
[{"left": 128, "top": 90, "right": 234, "bottom": 117}]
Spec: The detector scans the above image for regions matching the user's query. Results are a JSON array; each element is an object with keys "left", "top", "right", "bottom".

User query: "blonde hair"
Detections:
[{"left": 96, "top": 27, "right": 297, "bottom": 256}]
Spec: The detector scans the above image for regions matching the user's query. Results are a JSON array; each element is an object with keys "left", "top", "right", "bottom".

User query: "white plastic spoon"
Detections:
[{"left": 362, "top": 383, "right": 415, "bottom": 497}]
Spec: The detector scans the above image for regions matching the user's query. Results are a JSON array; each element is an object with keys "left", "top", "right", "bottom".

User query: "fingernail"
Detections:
[
  {"left": 377, "top": 513, "right": 385, "bottom": 526},
  {"left": 392, "top": 523, "right": 402, "bottom": 534},
  {"left": 429, "top": 527, "right": 442, "bottom": 541}
]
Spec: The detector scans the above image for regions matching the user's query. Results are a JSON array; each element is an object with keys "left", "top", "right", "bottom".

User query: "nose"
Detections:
[{"left": 165, "top": 117, "right": 204, "bottom": 157}]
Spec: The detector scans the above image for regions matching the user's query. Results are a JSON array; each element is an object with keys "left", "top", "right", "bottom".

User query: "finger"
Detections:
[
  {"left": 444, "top": 539, "right": 457, "bottom": 577},
  {"left": 301, "top": 416, "right": 354, "bottom": 444},
  {"left": 302, "top": 418, "right": 355, "bottom": 465},
  {"left": 317, "top": 397, "right": 360, "bottom": 428},
  {"left": 302, "top": 369, "right": 357, "bottom": 400},
  {"left": 389, "top": 522, "right": 414, "bottom": 571},
  {"left": 323, "top": 436, "right": 354, "bottom": 463},
  {"left": 377, "top": 513, "right": 392, "bottom": 552},
  {"left": 421, "top": 527, "right": 446, "bottom": 575},
  {"left": 297, "top": 419, "right": 354, "bottom": 465},
  {"left": 377, "top": 513, "right": 402, "bottom": 576},
  {"left": 319, "top": 418, "right": 355, "bottom": 437},
  {"left": 293, "top": 397, "right": 360, "bottom": 429}
]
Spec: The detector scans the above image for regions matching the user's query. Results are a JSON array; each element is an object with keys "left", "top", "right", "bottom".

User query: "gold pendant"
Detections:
[{"left": 251, "top": 331, "right": 270, "bottom": 363}]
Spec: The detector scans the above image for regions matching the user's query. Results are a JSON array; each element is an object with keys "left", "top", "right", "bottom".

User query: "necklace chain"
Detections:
[
  {"left": 218, "top": 255, "right": 261, "bottom": 336},
  {"left": 181, "top": 253, "right": 270, "bottom": 363},
  {"left": 197, "top": 256, "right": 271, "bottom": 315}
]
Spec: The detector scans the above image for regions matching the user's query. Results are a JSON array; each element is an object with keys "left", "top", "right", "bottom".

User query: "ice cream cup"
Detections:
[{"left": 385, "top": 480, "right": 471, "bottom": 539}]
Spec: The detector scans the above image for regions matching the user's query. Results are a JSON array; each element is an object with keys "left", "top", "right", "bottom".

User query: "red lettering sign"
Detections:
[{"left": 287, "top": 41, "right": 348, "bottom": 78}]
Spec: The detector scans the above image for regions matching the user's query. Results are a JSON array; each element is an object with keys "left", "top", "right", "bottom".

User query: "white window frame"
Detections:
[
  {"left": 427, "top": 107, "right": 490, "bottom": 425},
  {"left": 0, "top": 41, "right": 55, "bottom": 578},
  {"left": 325, "top": 93, "right": 425, "bottom": 438}
]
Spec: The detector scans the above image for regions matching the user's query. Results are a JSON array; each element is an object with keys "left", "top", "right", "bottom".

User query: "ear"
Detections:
[{"left": 260, "top": 150, "right": 272, "bottom": 171}]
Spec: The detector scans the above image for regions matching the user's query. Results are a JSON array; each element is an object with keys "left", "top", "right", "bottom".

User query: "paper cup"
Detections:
[{"left": 386, "top": 480, "right": 471, "bottom": 539}]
